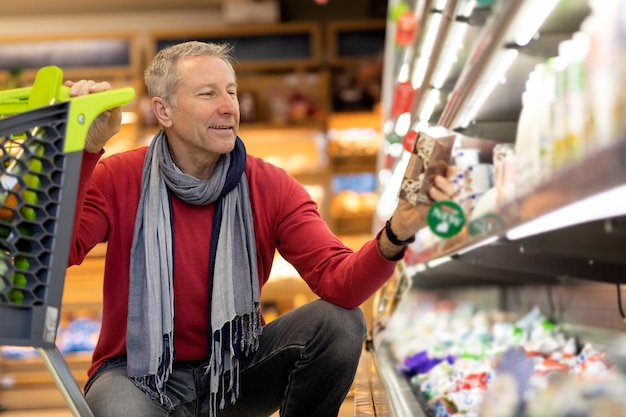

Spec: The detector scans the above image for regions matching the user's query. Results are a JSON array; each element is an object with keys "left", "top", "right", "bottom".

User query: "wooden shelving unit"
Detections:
[{"left": 0, "top": 19, "right": 389, "bottom": 413}]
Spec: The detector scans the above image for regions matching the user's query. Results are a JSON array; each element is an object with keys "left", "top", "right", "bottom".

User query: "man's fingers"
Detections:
[
  {"left": 446, "top": 164, "right": 458, "bottom": 179},
  {"left": 65, "top": 80, "right": 112, "bottom": 97},
  {"left": 433, "top": 174, "right": 457, "bottom": 199}
]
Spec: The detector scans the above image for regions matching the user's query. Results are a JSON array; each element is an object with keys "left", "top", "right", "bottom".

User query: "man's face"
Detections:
[{"left": 162, "top": 55, "right": 240, "bottom": 157}]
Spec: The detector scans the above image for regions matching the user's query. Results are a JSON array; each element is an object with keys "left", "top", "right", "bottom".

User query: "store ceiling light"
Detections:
[{"left": 506, "top": 184, "right": 626, "bottom": 240}]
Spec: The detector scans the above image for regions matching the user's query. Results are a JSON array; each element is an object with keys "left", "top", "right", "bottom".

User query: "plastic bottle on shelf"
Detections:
[
  {"left": 528, "top": 67, "right": 543, "bottom": 188},
  {"left": 493, "top": 143, "right": 515, "bottom": 207},
  {"left": 584, "top": 0, "right": 624, "bottom": 146},
  {"left": 547, "top": 56, "right": 568, "bottom": 173},
  {"left": 534, "top": 60, "right": 555, "bottom": 185},
  {"left": 559, "top": 37, "right": 588, "bottom": 163},
  {"left": 514, "top": 67, "right": 541, "bottom": 198}
]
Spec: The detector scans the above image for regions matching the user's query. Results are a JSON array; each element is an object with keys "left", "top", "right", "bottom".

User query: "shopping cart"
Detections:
[{"left": 0, "top": 66, "right": 135, "bottom": 417}]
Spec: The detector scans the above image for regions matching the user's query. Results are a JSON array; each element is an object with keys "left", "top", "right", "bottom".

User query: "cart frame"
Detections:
[{"left": 0, "top": 66, "right": 135, "bottom": 417}]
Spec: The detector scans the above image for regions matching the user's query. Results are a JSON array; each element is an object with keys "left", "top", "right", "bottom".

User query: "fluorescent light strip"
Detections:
[
  {"left": 514, "top": 0, "right": 560, "bottom": 46},
  {"left": 412, "top": 13, "right": 442, "bottom": 88},
  {"left": 456, "top": 236, "right": 499, "bottom": 255},
  {"left": 421, "top": 12, "right": 442, "bottom": 60},
  {"left": 394, "top": 112, "right": 412, "bottom": 137},
  {"left": 376, "top": 150, "right": 411, "bottom": 218},
  {"left": 433, "top": 0, "right": 448, "bottom": 10},
  {"left": 431, "top": 21, "right": 469, "bottom": 89},
  {"left": 419, "top": 89, "right": 441, "bottom": 122},
  {"left": 458, "top": 49, "right": 519, "bottom": 128},
  {"left": 457, "top": 0, "right": 477, "bottom": 18},
  {"left": 397, "top": 62, "right": 411, "bottom": 83},
  {"left": 506, "top": 184, "right": 626, "bottom": 240},
  {"left": 412, "top": 57, "right": 430, "bottom": 89},
  {"left": 426, "top": 255, "right": 453, "bottom": 268}
]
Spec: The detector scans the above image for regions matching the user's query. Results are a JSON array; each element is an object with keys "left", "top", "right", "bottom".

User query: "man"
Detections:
[{"left": 67, "top": 41, "right": 456, "bottom": 417}]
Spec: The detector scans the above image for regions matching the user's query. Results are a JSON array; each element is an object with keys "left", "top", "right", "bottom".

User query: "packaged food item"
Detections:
[
  {"left": 515, "top": 65, "right": 544, "bottom": 196},
  {"left": 399, "top": 126, "right": 456, "bottom": 206},
  {"left": 456, "top": 164, "right": 493, "bottom": 199},
  {"left": 492, "top": 143, "right": 515, "bottom": 206},
  {"left": 453, "top": 148, "right": 480, "bottom": 170}
]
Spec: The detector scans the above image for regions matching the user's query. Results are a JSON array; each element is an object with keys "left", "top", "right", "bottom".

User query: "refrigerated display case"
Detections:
[{"left": 359, "top": 0, "right": 626, "bottom": 415}]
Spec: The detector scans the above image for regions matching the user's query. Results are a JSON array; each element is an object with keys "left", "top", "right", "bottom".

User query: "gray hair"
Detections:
[{"left": 144, "top": 41, "right": 236, "bottom": 106}]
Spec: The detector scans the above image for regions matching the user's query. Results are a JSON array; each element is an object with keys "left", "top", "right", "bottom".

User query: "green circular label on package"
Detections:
[{"left": 427, "top": 200, "right": 466, "bottom": 238}]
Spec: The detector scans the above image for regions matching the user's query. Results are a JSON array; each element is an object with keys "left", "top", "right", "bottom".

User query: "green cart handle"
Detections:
[
  {"left": 64, "top": 87, "right": 136, "bottom": 152},
  {"left": 0, "top": 65, "right": 136, "bottom": 153}
]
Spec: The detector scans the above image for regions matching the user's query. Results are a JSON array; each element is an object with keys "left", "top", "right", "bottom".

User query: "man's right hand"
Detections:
[{"left": 64, "top": 80, "right": 123, "bottom": 153}]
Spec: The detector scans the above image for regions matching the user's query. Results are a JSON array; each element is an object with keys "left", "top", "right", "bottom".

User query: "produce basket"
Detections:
[{"left": 0, "top": 66, "right": 135, "bottom": 416}]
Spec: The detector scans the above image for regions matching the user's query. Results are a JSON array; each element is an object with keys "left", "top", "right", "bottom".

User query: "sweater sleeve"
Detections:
[
  {"left": 68, "top": 148, "right": 145, "bottom": 267},
  {"left": 68, "top": 150, "right": 108, "bottom": 266},
  {"left": 266, "top": 166, "right": 397, "bottom": 309}
]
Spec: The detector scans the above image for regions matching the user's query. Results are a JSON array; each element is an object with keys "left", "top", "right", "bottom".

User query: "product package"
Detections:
[{"left": 399, "top": 126, "right": 457, "bottom": 205}]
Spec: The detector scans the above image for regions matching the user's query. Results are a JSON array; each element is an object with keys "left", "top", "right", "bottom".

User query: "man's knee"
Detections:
[
  {"left": 313, "top": 300, "right": 367, "bottom": 345},
  {"left": 85, "top": 367, "right": 167, "bottom": 417}
]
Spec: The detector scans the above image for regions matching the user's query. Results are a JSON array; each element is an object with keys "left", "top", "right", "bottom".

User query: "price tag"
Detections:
[
  {"left": 390, "top": 81, "right": 416, "bottom": 117},
  {"left": 427, "top": 200, "right": 466, "bottom": 238},
  {"left": 395, "top": 11, "right": 417, "bottom": 46}
]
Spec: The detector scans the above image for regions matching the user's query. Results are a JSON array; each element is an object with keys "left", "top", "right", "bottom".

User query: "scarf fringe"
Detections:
[
  {"left": 206, "top": 305, "right": 263, "bottom": 417},
  {"left": 129, "top": 335, "right": 174, "bottom": 411},
  {"left": 129, "top": 375, "right": 175, "bottom": 412}
]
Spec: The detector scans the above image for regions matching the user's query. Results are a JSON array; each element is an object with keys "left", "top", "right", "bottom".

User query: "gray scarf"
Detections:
[{"left": 126, "top": 130, "right": 262, "bottom": 416}]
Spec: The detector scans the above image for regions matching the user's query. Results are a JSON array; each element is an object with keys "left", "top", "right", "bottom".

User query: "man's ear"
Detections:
[{"left": 152, "top": 97, "right": 173, "bottom": 127}]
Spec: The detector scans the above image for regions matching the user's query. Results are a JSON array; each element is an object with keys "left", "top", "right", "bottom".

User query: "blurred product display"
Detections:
[{"left": 360, "top": 0, "right": 626, "bottom": 415}]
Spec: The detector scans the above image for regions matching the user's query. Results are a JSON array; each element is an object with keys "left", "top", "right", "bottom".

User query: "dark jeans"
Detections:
[{"left": 84, "top": 299, "right": 366, "bottom": 417}]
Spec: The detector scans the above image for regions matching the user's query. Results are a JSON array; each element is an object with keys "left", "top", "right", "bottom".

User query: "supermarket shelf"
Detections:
[
  {"left": 369, "top": 0, "right": 626, "bottom": 415},
  {"left": 419, "top": 1, "right": 590, "bottom": 141},
  {"left": 395, "top": 0, "right": 623, "bottom": 287},
  {"left": 330, "top": 154, "right": 379, "bottom": 174},
  {"left": 366, "top": 300, "right": 626, "bottom": 417},
  {"left": 409, "top": 135, "right": 626, "bottom": 288},
  {"left": 438, "top": 0, "right": 591, "bottom": 131}
]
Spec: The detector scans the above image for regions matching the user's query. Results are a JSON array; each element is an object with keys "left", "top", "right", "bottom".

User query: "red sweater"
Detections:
[{"left": 69, "top": 146, "right": 396, "bottom": 377}]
